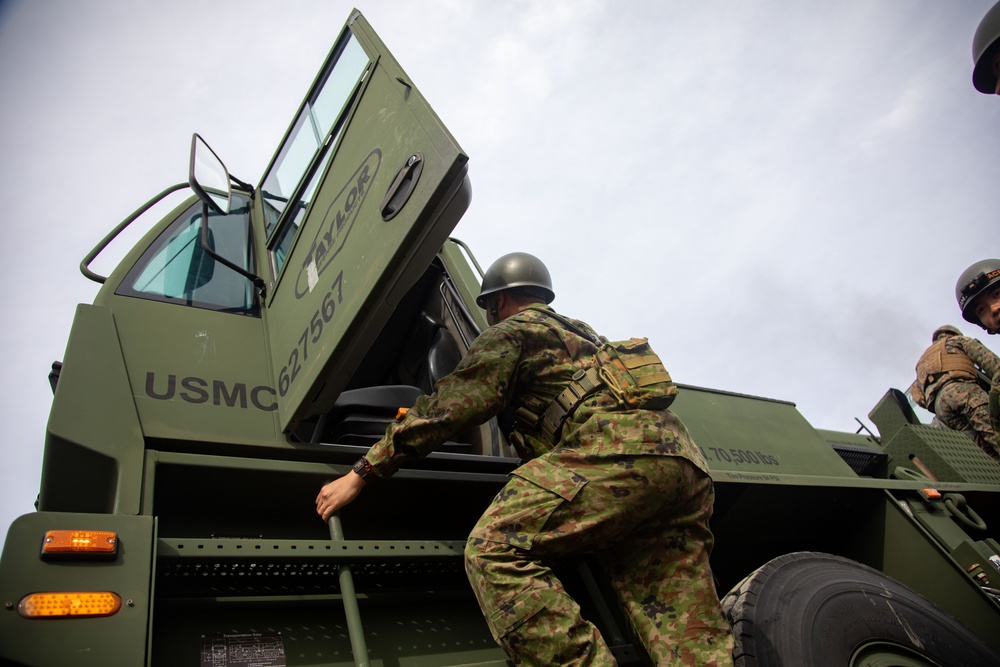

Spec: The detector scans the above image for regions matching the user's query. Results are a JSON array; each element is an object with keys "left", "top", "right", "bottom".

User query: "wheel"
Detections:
[{"left": 721, "top": 551, "right": 1000, "bottom": 667}]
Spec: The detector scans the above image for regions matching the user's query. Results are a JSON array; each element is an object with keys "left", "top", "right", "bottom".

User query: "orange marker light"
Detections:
[
  {"left": 919, "top": 488, "right": 942, "bottom": 501},
  {"left": 42, "top": 530, "right": 117, "bottom": 555},
  {"left": 17, "top": 592, "right": 122, "bottom": 619}
]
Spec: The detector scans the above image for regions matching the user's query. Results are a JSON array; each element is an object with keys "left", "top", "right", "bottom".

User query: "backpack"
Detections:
[
  {"left": 593, "top": 337, "right": 677, "bottom": 411},
  {"left": 532, "top": 309, "right": 678, "bottom": 443}
]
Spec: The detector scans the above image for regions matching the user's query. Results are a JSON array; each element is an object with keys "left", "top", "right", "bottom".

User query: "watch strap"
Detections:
[{"left": 352, "top": 456, "right": 377, "bottom": 482}]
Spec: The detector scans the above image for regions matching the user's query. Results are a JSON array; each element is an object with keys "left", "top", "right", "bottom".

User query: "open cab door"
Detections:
[{"left": 258, "top": 10, "right": 471, "bottom": 434}]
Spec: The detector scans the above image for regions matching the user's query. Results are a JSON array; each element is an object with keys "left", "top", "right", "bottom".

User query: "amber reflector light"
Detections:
[
  {"left": 17, "top": 592, "right": 122, "bottom": 618},
  {"left": 42, "top": 530, "right": 117, "bottom": 554}
]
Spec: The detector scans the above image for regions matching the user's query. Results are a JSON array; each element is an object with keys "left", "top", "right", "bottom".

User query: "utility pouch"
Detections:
[
  {"left": 536, "top": 337, "right": 678, "bottom": 445},
  {"left": 909, "top": 379, "right": 927, "bottom": 410},
  {"left": 595, "top": 337, "right": 677, "bottom": 410}
]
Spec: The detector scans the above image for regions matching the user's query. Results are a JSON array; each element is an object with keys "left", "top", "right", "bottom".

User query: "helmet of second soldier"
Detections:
[
  {"left": 931, "top": 325, "right": 962, "bottom": 343},
  {"left": 973, "top": 0, "right": 1000, "bottom": 93},
  {"left": 477, "top": 252, "right": 555, "bottom": 307},
  {"left": 956, "top": 259, "right": 1000, "bottom": 330}
]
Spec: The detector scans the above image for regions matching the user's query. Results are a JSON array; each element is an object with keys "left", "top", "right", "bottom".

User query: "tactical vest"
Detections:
[
  {"left": 913, "top": 337, "right": 978, "bottom": 408},
  {"left": 513, "top": 310, "right": 677, "bottom": 447}
]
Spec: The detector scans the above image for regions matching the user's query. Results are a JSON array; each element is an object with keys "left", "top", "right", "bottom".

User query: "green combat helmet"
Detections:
[
  {"left": 956, "top": 259, "right": 1000, "bottom": 331},
  {"left": 932, "top": 325, "right": 962, "bottom": 343},
  {"left": 476, "top": 252, "right": 555, "bottom": 307},
  {"left": 973, "top": 1, "right": 1000, "bottom": 93}
]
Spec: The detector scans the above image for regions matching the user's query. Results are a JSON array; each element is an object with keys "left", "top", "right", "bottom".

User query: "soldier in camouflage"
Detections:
[
  {"left": 972, "top": 1, "right": 1000, "bottom": 95},
  {"left": 955, "top": 260, "right": 1000, "bottom": 458},
  {"left": 910, "top": 325, "right": 1000, "bottom": 464},
  {"left": 316, "top": 252, "right": 733, "bottom": 666}
]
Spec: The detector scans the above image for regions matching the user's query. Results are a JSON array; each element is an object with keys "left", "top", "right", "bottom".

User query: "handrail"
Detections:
[
  {"left": 329, "top": 514, "right": 370, "bottom": 667},
  {"left": 80, "top": 183, "right": 189, "bottom": 283},
  {"left": 447, "top": 236, "right": 485, "bottom": 279}
]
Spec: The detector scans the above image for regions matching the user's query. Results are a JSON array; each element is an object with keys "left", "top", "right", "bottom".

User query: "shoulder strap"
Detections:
[
  {"left": 525, "top": 306, "right": 603, "bottom": 345},
  {"left": 509, "top": 307, "right": 605, "bottom": 444},
  {"left": 538, "top": 366, "right": 605, "bottom": 443}
]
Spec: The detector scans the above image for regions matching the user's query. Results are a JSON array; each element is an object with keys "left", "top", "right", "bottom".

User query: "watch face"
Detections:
[{"left": 353, "top": 458, "right": 374, "bottom": 480}]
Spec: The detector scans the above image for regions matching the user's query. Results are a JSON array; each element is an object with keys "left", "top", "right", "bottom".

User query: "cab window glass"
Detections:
[
  {"left": 260, "top": 32, "right": 369, "bottom": 247},
  {"left": 269, "top": 144, "right": 336, "bottom": 276},
  {"left": 118, "top": 194, "right": 257, "bottom": 315}
]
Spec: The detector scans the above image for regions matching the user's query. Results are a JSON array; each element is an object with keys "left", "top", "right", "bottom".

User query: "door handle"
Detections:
[{"left": 380, "top": 152, "right": 423, "bottom": 221}]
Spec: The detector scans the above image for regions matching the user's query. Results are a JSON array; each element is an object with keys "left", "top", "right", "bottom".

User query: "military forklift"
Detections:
[{"left": 1, "top": 9, "right": 998, "bottom": 667}]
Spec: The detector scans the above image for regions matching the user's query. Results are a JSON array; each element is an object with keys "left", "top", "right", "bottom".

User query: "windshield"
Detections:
[{"left": 118, "top": 194, "right": 256, "bottom": 314}]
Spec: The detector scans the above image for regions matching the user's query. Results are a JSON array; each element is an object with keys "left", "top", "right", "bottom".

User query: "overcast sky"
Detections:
[{"left": 1, "top": 0, "right": 998, "bottom": 550}]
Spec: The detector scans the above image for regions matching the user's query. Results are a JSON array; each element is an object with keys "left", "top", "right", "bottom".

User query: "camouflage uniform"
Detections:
[
  {"left": 918, "top": 336, "right": 1000, "bottom": 463},
  {"left": 991, "top": 373, "right": 1000, "bottom": 437},
  {"left": 366, "top": 305, "right": 733, "bottom": 666}
]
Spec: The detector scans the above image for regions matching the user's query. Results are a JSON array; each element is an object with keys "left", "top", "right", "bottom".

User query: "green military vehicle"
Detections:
[{"left": 1, "top": 9, "right": 999, "bottom": 667}]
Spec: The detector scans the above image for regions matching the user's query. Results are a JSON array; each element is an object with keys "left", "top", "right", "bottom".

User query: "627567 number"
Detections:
[{"left": 278, "top": 271, "right": 344, "bottom": 397}]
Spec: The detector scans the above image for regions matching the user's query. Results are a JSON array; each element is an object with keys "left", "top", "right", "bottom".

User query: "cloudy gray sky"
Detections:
[{"left": 1, "top": 0, "right": 998, "bottom": 550}]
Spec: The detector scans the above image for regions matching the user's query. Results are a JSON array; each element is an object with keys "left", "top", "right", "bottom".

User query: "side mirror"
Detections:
[
  {"left": 189, "top": 134, "right": 232, "bottom": 215},
  {"left": 188, "top": 134, "right": 267, "bottom": 298}
]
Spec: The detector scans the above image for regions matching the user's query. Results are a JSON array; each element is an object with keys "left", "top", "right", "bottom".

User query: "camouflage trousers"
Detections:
[
  {"left": 464, "top": 451, "right": 734, "bottom": 666},
  {"left": 990, "top": 372, "right": 1000, "bottom": 443},
  {"left": 935, "top": 380, "right": 1000, "bottom": 463}
]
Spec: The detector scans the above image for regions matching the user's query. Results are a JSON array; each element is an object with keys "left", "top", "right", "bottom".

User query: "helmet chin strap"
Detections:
[{"left": 486, "top": 294, "right": 500, "bottom": 324}]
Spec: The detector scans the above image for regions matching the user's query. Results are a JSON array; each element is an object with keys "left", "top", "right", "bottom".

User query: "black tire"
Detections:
[{"left": 721, "top": 551, "right": 1000, "bottom": 667}]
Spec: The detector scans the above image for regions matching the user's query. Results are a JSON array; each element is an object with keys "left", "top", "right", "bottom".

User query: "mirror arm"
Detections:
[
  {"left": 199, "top": 202, "right": 268, "bottom": 298},
  {"left": 229, "top": 173, "right": 254, "bottom": 198}
]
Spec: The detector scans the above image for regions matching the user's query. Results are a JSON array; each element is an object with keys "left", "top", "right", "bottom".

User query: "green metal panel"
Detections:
[
  {"left": 142, "top": 449, "right": 509, "bottom": 543},
  {"left": 439, "top": 240, "right": 489, "bottom": 333},
  {"left": 110, "top": 296, "right": 278, "bottom": 446},
  {"left": 881, "top": 492, "right": 1000, "bottom": 652},
  {"left": 143, "top": 451, "right": 512, "bottom": 666},
  {"left": 0, "top": 512, "right": 154, "bottom": 667},
  {"left": 882, "top": 424, "right": 1000, "bottom": 485},
  {"left": 42, "top": 304, "right": 145, "bottom": 514},
  {"left": 670, "top": 384, "right": 860, "bottom": 480},
  {"left": 263, "top": 12, "right": 470, "bottom": 434},
  {"left": 150, "top": 594, "right": 507, "bottom": 666}
]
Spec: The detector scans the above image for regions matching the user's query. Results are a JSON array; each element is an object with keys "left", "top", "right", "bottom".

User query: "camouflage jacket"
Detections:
[
  {"left": 922, "top": 336, "right": 1000, "bottom": 407},
  {"left": 365, "top": 305, "right": 708, "bottom": 477}
]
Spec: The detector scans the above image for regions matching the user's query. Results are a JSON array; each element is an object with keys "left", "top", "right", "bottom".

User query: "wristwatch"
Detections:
[{"left": 352, "top": 456, "right": 377, "bottom": 482}]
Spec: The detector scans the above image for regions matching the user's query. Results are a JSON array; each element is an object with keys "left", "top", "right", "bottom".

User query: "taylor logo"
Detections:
[{"left": 294, "top": 148, "right": 381, "bottom": 299}]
